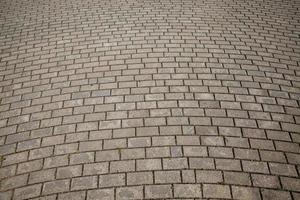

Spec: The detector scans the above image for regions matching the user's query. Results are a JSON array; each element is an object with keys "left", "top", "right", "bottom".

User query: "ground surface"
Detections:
[{"left": 0, "top": 0, "right": 300, "bottom": 199}]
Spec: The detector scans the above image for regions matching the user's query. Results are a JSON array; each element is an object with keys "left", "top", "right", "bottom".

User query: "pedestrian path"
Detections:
[{"left": 0, "top": 0, "right": 300, "bottom": 199}]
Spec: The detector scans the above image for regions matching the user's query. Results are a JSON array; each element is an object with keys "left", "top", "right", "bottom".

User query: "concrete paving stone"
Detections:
[
  {"left": 42, "top": 179, "right": 70, "bottom": 195},
  {"left": 56, "top": 165, "right": 82, "bottom": 179},
  {"left": 2, "top": 151, "right": 28, "bottom": 166},
  {"left": 163, "top": 158, "right": 188, "bottom": 169},
  {"left": 152, "top": 136, "right": 176, "bottom": 146},
  {"left": 116, "top": 186, "right": 143, "bottom": 200},
  {"left": 16, "top": 159, "right": 43, "bottom": 174},
  {"left": 54, "top": 143, "right": 78, "bottom": 155},
  {"left": 87, "top": 188, "right": 114, "bottom": 200},
  {"left": 242, "top": 160, "right": 270, "bottom": 174},
  {"left": 58, "top": 191, "right": 86, "bottom": 200},
  {"left": 154, "top": 170, "right": 181, "bottom": 184},
  {"left": 70, "top": 152, "right": 95, "bottom": 165},
  {"left": 99, "top": 173, "right": 125, "bottom": 188},
  {"left": 209, "top": 146, "right": 233, "bottom": 158},
  {"left": 215, "top": 158, "right": 242, "bottom": 171},
  {"left": 136, "top": 158, "right": 162, "bottom": 171},
  {"left": 146, "top": 146, "right": 170, "bottom": 158},
  {"left": 121, "top": 148, "right": 145, "bottom": 160},
  {"left": 145, "top": 184, "right": 173, "bottom": 199},
  {"left": 224, "top": 171, "right": 251, "bottom": 186},
  {"left": 103, "top": 138, "right": 127, "bottom": 149},
  {"left": 203, "top": 184, "right": 231, "bottom": 199},
  {"left": 127, "top": 171, "right": 153, "bottom": 185},
  {"left": 251, "top": 174, "right": 281, "bottom": 189},
  {"left": 13, "top": 184, "right": 42, "bottom": 200},
  {"left": 96, "top": 150, "right": 120, "bottom": 162},
  {"left": 281, "top": 177, "right": 300, "bottom": 192},
  {"left": 261, "top": 189, "right": 292, "bottom": 200},
  {"left": 1, "top": 0, "right": 300, "bottom": 199},
  {"left": 0, "top": 165, "right": 16, "bottom": 179},
  {"left": 71, "top": 175, "right": 98, "bottom": 190},
  {"left": 232, "top": 186, "right": 261, "bottom": 200},
  {"left": 110, "top": 160, "right": 135, "bottom": 173},
  {"left": 1, "top": 174, "right": 28, "bottom": 190},
  {"left": 190, "top": 158, "right": 215, "bottom": 169},
  {"left": 174, "top": 184, "right": 202, "bottom": 198},
  {"left": 196, "top": 170, "right": 223, "bottom": 184}
]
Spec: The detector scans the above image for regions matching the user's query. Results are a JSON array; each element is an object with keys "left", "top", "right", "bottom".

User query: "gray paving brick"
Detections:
[
  {"left": 96, "top": 150, "right": 120, "bottom": 162},
  {"left": 190, "top": 158, "right": 215, "bottom": 169},
  {"left": 17, "top": 159, "right": 43, "bottom": 174},
  {"left": 216, "top": 158, "right": 242, "bottom": 171},
  {"left": 261, "top": 189, "right": 292, "bottom": 200},
  {"left": 242, "top": 160, "right": 269, "bottom": 174},
  {"left": 127, "top": 171, "right": 153, "bottom": 185},
  {"left": 87, "top": 189, "right": 114, "bottom": 200},
  {"left": 2, "top": 151, "right": 28, "bottom": 166},
  {"left": 42, "top": 179, "right": 70, "bottom": 195},
  {"left": 103, "top": 138, "right": 126, "bottom": 150},
  {"left": 29, "top": 169, "right": 55, "bottom": 184},
  {"left": 14, "top": 184, "right": 42, "bottom": 200},
  {"left": 79, "top": 140, "right": 102, "bottom": 151},
  {"left": 252, "top": 174, "right": 280, "bottom": 189},
  {"left": 57, "top": 165, "right": 82, "bottom": 179},
  {"left": 0, "top": 165, "right": 16, "bottom": 179},
  {"left": 281, "top": 177, "right": 300, "bottom": 192},
  {"left": 224, "top": 171, "right": 251, "bottom": 186},
  {"left": 116, "top": 186, "right": 143, "bottom": 200},
  {"left": 1, "top": 174, "right": 28, "bottom": 190},
  {"left": 174, "top": 184, "right": 202, "bottom": 198},
  {"left": 203, "top": 184, "right": 231, "bottom": 199},
  {"left": 58, "top": 191, "right": 86, "bottom": 200},
  {"left": 136, "top": 158, "right": 162, "bottom": 171},
  {"left": 152, "top": 136, "right": 176, "bottom": 146},
  {"left": 232, "top": 186, "right": 261, "bottom": 200},
  {"left": 83, "top": 162, "right": 109, "bottom": 175},
  {"left": 145, "top": 184, "right": 173, "bottom": 199},
  {"left": 44, "top": 155, "right": 68, "bottom": 168},
  {"left": 155, "top": 170, "right": 181, "bottom": 183},
  {"left": 71, "top": 176, "right": 98, "bottom": 190},
  {"left": 163, "top": 158, "right": 188, "bottom": 169},
  {"left": 209, "top": 146, "right": 233, "bottom": 158},
  {"left": 183, "top": 146, "right": 208, "bottom": 157},
  {"left": 196, "top": 170, "right": 223, "bottom": 183},
  {"left": 99, "top": 173, "right": 125, "bottom": 188},
  {"left": 70, "top": 152, "right": 94, "bottom": 165},
  {"left": 110, "top": 160, "right": 135, "bottom": 173}
]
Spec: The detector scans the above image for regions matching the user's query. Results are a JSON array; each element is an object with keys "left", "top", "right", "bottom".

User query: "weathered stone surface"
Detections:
[{"left": 0, "top": 0, "right": 300, "bottom": 199}]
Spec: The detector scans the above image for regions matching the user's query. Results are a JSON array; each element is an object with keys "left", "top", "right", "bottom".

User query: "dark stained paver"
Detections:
[{"left": 1, "top": 0, "right": 300, "bottom": 199}]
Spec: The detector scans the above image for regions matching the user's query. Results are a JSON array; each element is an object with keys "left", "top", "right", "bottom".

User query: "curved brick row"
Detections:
[{"left": 0, "top": 0, "right": 300, "bottom": 199}]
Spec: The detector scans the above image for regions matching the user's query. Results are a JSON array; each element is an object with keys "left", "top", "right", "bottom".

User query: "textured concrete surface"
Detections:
[{"left": 1, "top": 0, "right": 300, "bottom": 199}]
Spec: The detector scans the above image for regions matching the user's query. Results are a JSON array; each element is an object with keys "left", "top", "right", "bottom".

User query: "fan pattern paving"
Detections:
[{"left": 0, "top": 0, "right": 300, "bottom": 199}]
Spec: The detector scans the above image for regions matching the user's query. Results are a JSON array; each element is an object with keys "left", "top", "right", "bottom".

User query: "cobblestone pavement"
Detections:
[{"left": 0, "top": 0, "right": 300, "bottom": 199}]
